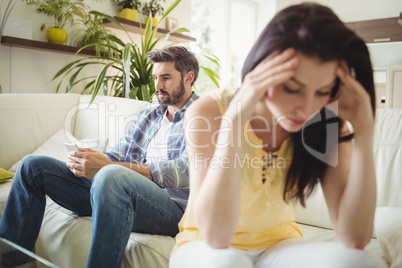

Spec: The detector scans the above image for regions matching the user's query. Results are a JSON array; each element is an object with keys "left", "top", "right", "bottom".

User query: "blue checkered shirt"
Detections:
[{"left": 104, "top": 92, "right": 199, "bottom": 210}]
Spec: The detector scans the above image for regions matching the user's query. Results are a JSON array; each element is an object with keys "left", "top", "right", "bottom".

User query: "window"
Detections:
[{"left": 191, "top": 0, "right": 274, "bottom": 96}]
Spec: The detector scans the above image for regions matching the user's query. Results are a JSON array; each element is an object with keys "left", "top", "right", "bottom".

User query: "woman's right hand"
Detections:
[{"left": 229, "top": 48, "right": 298, "bottom": 119}]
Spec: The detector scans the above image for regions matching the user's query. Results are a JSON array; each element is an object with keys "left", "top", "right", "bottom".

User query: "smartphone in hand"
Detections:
[{"left": 64, "top": 143, "right": 79, "bottom": 152}]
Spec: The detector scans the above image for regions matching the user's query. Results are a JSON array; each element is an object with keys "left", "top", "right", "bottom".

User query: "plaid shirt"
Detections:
[{"left": 104, "top": 92, "right": 199, "bottom": 210}]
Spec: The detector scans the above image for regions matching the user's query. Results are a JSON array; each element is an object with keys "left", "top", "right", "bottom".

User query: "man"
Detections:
[{"left": 0, "top": 46, "right": 199, "bottom": 267}]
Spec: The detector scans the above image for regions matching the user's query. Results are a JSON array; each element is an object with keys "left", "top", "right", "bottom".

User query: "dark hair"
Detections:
[
  {"left": 241, "top": 3, "right": 375, "bottom": 206},
  {"left": 146, "top": 46, "right": 199, "bottom": 86}
]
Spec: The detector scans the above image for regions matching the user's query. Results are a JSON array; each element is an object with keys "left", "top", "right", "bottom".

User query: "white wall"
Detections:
[{"left": 0, "top": 0, "right": 191, "bottom": 94}]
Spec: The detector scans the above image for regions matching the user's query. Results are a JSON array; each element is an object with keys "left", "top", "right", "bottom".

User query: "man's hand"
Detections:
[{"left": 66, "top": 148, "right": 112, "bottom": 179}]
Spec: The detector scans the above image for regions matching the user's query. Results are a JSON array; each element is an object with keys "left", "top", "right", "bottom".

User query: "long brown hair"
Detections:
[{"left": 241, "top": 3, "right": 375, "bottom": 206}]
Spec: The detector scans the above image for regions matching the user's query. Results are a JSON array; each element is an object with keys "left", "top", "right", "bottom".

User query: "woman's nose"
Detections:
[{"left": 296, "top": 94, "right": 315, "bottom": 118}]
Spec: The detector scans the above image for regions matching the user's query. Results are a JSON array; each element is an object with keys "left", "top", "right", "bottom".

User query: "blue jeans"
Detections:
[{"left": 0, "top": 155, "right": 184, "bottom": 268}]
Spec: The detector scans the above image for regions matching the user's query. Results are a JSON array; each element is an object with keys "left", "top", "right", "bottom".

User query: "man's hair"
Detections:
[{"left": 146, "top": 46, "right": 199, "bottom": 86}]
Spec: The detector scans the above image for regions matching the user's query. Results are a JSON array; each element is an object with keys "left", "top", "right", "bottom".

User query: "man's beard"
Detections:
[{"left": 156, "top": 79, "right": 186, "bottom": 106}]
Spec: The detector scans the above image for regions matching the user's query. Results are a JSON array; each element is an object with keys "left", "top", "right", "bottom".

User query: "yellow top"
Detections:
[{"left": 173, "top": 89, "right": 302, "bottom": 252}]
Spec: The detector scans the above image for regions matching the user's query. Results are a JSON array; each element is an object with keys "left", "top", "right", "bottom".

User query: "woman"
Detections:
[{"left": 170, "top": 3, "right": 387, "bottom": 268}]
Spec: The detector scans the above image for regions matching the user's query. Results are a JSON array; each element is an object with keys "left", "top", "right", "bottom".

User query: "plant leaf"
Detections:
[
  {"left": 51, "top": 60, "right": 82, "bottom": 81},
  {"left": 141, "top": 84, "right": 150, "bottom": 102},
  {"left": 159, "top": 0, "right": 181, "bottom": 23},
  {"left": 201, "top": 66, "right": 220, "bottom": 88},
  {"left": 91, "top": 62, "right": 115, "bottom": 104},
  {"left": 203, "top": 55, "right": 221, "bottom": 68},
  {"left": 89, "top": 10, "right": 133, "bottom": 43},
  {"left": 67, "top": 66, "right": 84, "bottom": 92}
]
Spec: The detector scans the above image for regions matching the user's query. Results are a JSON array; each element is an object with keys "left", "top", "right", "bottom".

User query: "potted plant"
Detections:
[
  {"left": 141, "top": 0, "right": 165, "bottom": 27},
  {"left": 69, "top": 12, "right": 118, "bottom": 57},
  {"left": 52, "top": 0, "right": 220, "bottom": 103},
  {"left": 112, "top": 0, "right": 141, "bottom": 22},
  {"left": 25, "top": 0, "right": 87, "bottom": 45}
]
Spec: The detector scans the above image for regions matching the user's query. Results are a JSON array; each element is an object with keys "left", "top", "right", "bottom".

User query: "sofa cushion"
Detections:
[
  {"left": 294, "top": 183, "right": 332, "bottom": 230},
  {"left": 8, "top": 128, "right": 108, "bottom": 173},
  {"left": 0, "top": 93, "right": 81, "bottom": 170},
  {"left": 295, "top": 109, "right": 402, "bottom": 231},
  {"left": 74, "top": 95, "right": 153, "bottom": 151},
  {"left": 375, "top": 207, "right": 402, "bottom": 268},
  {"left": 8, "top": 128, "right": 76, "bottom": 173},
  {"left": 374, "top": 109, "right": 402, "bottom": 207},
  {"left": 35, "top": 199, "right": 175, "bottom": 268}
]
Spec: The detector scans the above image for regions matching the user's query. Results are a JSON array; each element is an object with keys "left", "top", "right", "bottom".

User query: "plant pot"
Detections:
[
  {"left": 118, "top": 8, "right": 138, "bottom": 22},
  {"left": 145, "top": 17, "right": 158, "bottom": 27},
  {"left": 46, "top": 27, "right": 67, "bottom": 45}
]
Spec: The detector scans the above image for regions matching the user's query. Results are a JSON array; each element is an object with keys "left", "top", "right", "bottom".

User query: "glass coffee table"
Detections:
[{"left": 0, "top": 237, "right": 59, "bottom": 268}]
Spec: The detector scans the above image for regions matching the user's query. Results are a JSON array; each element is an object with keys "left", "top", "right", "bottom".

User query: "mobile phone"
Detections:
[{"left": 64, "top": 143, "right": 79, "bottom": 152}]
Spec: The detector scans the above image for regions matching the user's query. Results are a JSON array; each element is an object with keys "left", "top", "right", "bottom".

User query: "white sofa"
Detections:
[{"left": 0, "top": 93, "right": 402, "bottom": 268}]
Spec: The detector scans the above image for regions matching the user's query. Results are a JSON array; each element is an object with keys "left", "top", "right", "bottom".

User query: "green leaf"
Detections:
[
  {"left": 91, "top": 62, "right": 115, "bottom": 104},
  {"left": 55, "top": 79, "right": 63, "bottom": 93},
  {"left": 205, "top": 52, "right": 221, "bottom": 62},
  {"left": 143, "top": 13, "right": 155, "bottom": 52},
  {"left": 203, "top": 55, "right": 221, "bottom": 68},
  {"left": 109, "top": 35, "right": 125, "bottom": 47},
  {"left": 141, "top": 84, "right": 150, "bottom": 102},
  {"left": 81, "top": 80, "right": 96, "bottom": 94},
  {"left": 51, "top": 60, "right": 81, "bottom": 81},
  {"left": 201, "top": 66, "right": 220, "bottom": 88},
  {"left": 201, "top": 66, "right": 220, "bottom": 79},
  {"left": 129, "top": 87, "right": 138, "bottom": 99},
  {"left": 67, "top": 66, "right": 84, "bottom": 92},
  {"left": 89, "top": 10, "right": 133, "bottom": 43},
  {"left": 159, "top": 0, "right": 181, "bottom": 23},
  {"left": 103, "top": 80, "right": 108, "bottom": 95}
]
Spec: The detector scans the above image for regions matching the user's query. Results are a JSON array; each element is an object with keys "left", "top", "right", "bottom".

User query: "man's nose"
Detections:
[{"left": 155, "top": 79, "right": 164, "bottom": 90}]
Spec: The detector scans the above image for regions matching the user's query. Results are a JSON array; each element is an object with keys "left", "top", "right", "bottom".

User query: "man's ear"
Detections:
[{"left": 184, "top": 71, "right": 195, "bottom": 85}]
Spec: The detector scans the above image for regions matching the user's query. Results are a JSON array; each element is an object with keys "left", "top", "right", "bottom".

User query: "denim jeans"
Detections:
[{"left": 0, "top": 155, "right": 184, "bottom": 268}]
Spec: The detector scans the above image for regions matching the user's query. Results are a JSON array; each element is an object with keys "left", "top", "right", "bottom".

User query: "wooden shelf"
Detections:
[
  {"left": 1, "top": 36, "right": 98, "bottom": 56},
  {"left": 0, "top": 18, "right": 196, "bottom": 55},
  {"left": 102, "top": 17, "right": 196, "bottom": 43},
  {"left": 345, "top": 17, "right": 402, "bottom": 43}
]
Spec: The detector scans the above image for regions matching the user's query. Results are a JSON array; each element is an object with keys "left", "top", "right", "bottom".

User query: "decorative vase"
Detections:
[
  {"left": 145, "top": 17, "right": 158, "bottom": 27},
  {"left": 118, "top": 8, "right": 138, "bottom": 22},
  {"left": 46, "top": 27, "right": 67, "bottom": 45}
]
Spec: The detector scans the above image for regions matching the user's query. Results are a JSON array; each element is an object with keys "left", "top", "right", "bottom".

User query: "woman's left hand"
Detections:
[{"left": 334, "top": 62, "right": 374, "bottom": 135}]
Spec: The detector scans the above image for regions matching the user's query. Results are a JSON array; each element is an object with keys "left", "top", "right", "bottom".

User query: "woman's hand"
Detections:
[
  {"left": 335, "top": 62, "right": 374, "bottom": 136},
  {"left": 66, "top": 148, "right": 111, "bottom": 179},
  {"left": 323, "top": 62, "right": 377, "bottom": 248},
  {"left": 229, "top": 48, "right": 298, "bottom": 119}
]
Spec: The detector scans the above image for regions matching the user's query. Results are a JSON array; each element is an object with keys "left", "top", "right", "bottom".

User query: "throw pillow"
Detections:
[
  {"left": 375, "top": 206, "right": 402, "bottom": 268},
  {"left": 0, "top": 168, "right": 14, "bottom": 183}
]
